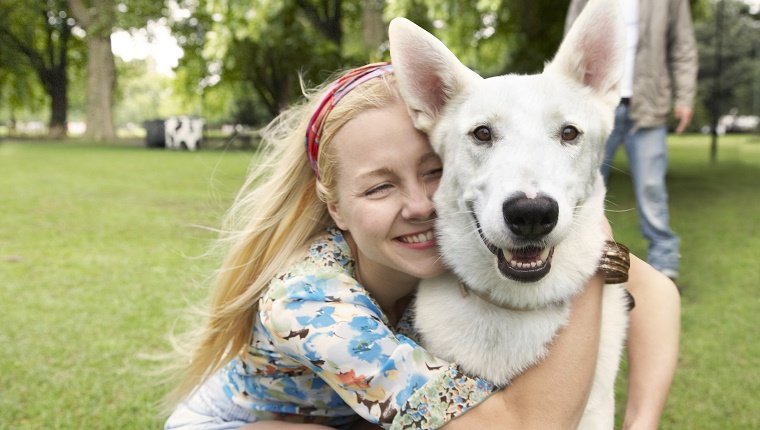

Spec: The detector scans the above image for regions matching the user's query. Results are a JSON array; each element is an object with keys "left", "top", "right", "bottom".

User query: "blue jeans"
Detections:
[{"left": 601, "top": 104, "right": 680, "bottom": 278}]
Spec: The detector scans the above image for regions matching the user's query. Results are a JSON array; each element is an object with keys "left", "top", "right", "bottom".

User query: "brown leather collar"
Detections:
[{"left": 458, "top": 282, "right": 567, "bottom": 312}]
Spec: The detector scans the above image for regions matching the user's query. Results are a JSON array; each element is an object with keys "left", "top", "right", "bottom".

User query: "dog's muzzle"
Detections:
[{"left": 469, "top": 197, "right": 557, "bottom": 282}]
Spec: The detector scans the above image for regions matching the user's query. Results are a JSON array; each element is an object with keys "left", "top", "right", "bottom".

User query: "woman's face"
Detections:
[{"left": 327, "top": 99, "right": 446, "bottom": 285}]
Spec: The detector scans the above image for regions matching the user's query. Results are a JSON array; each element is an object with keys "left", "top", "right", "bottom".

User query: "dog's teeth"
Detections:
[
  {"left": 540, "top": 247, "right": 551, "bottom": 260},
  {"left": 507, "top": 257, "right": 548, "bottom": 270}
]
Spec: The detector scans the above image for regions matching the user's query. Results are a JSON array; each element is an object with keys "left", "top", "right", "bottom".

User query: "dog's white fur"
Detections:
[{"left": 389, "top": 0, "right": 629, "bottom": 427}]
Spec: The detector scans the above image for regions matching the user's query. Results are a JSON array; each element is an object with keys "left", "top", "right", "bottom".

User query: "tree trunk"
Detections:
[
  {"left": 84, "top": 35, "right": 116, "bottom": 140},
  {"left": 277, "top": 74, "right": 293, "bottom": 113},
  {"left": 69, "top": 0, "right": 117, "bottom": 141},
  {"left": 0, "top": 1, "right": 72, "bottom": 138},
  {"left": 361, "top": 0, "right": 385, "bottom": 60},
  {"left": 48, "top": 69, "right": 68, "bottom": 139}
]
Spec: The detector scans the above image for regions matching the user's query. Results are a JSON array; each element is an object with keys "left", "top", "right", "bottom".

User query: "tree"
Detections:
[
  {"left": 173, "top": 0, "right": 353, "bottom": 122},
  {"left": 0, "top": 0, "right": 77, "bottom": 138},
  {"left": 181, "top": 0, "right": 738, "bottom": 128},
  {"left": 297, "top": 0, "right": 343, "bottom": 47},
  {"left": 385, "top": 0, "right": 571, "bottom": 76},
  {"left": 68, "top": 0, "right": 117, "bottom": 140},
  {"left": 0, "top": 39, "right": 48, "bottom": 132},
  {"left": 68, "top": 0, "right": 165, "bottom": 140},
  {"left": 695, "top": 0, "right": 760, "bottom": 129}
]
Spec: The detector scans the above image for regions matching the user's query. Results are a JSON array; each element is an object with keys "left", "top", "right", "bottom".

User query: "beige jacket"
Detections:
[{"left": 565, "top": 0, "right": 698, "bottom": 128}]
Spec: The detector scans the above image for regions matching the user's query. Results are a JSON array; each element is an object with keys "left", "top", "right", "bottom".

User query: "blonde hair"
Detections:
[{"left": 165, "top": 71, "right": 400, "bottom": 408}]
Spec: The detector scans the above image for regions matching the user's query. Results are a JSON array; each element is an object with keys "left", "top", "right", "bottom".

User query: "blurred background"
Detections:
[{"left": 0, "top": 0, "right": 758, "bottom": 142}]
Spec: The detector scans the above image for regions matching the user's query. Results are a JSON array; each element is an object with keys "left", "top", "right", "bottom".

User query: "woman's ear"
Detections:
[{"left": 327, "top": 201, "right": 348, "bottom": 231}]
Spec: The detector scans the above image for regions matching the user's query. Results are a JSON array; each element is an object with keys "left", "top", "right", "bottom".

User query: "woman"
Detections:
[{"left": 164, "top": 63, "right": 679, "bottom": 430}]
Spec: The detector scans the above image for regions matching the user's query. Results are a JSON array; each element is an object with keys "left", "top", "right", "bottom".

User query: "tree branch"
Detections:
[
  {"left": 69, "top": 0, "right": 94, "bottom": 29},
  {"left": 0, "top": 27, "right": 51, "bottom": 87},
  {"left": 296, "top": 0, "right": 342, "bottom": 46}
]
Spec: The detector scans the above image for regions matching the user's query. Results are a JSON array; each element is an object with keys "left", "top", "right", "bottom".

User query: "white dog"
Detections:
[{"left": 389, "top": 0, "right": 629, "bottom": 427}]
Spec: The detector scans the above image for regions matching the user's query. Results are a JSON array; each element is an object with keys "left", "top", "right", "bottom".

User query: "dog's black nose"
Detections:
[{"left": 503, "top": 194, "right": 559, "bottom": 239}]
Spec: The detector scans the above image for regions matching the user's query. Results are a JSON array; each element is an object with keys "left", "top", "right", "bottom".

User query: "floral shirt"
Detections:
[{"left": 221, "top": 227, "right": 495, "bottom": 429}]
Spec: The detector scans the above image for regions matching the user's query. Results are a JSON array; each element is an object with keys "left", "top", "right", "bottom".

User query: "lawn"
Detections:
[
  {"left": 1, "top": 135, "right": 758, "bottom": 429},
  {"left": 605, "top": 134, "right": 760, "bottom": 429}
]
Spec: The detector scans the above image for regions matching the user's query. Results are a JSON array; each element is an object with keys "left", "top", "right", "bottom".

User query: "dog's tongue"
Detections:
[{"left": 511, "top": 247, "right": 542, "bottom": 262}]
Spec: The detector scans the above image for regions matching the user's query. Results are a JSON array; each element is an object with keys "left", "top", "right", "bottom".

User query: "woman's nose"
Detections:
[{"left": 401, "top": 184, "right": 435, "bottom": 221}]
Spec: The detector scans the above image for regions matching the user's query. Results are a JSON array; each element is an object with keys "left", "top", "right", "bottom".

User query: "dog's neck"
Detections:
[{"left": 458, "top": 282, "right": 567, "bottom": 312}]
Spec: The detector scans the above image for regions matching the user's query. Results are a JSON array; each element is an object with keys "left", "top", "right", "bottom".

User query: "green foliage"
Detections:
[
  {"left": 0, "top": 0, "right": 75, "bottom": 68},
  {"left": 170, "top": 0, "right": 573, "bottom": 124},
  {"left": 70, "top": 0, "right": 166, "bottom": 36},
  {"left": 385, "top": 0, "right": 511, "bottom": 74},
  {"left": 114, "top": 58, "right": 184, "bottom": 123},
  {"left": 690, "top": 0, "right": 713, "bottom": 20},
  {"left": 3, "top": 0, "right": 757, "bottom": 133},
  {"left": 172, "top": 0, "right": 361, "bottom": 124},
  {"left": 694, "top": 0, "right": 760, "bottom": 122},
  {"left": 0, "top": 48, "right": 47, "bottom": 119},
  {"left": 0, "top": 0, "right": 169, "bottom": 133},
  {"left": 366, "top": 0, "right": 571, "bottom": 76},
  {"left": 220, "top": 1, "right": 342, "bottom": 116},
  {"left": 115, "top": 0, "right": 167, "bottom": 31},
  {"left": 0, "top": 0, "right": 90, "bottom": 131}
]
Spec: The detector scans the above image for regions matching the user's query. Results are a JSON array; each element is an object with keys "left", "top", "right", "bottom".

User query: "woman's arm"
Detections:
[
  {"left": 241, "top": 424, "right": 335, "bottom": 430},
  {"left": 621, "top": 255, "right": 680, "bottom": 430},
  {"left": 441, "top": 273, "right": 605, "bottom": 430}
]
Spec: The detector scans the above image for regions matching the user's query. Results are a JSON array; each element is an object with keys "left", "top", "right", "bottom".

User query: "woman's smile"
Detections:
[{"left": 396, "top": 229, "right": 437, "bottom": 249}]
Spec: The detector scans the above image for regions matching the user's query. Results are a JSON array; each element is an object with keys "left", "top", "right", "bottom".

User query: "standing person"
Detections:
[
  {"left": 163, "top": 63, "right": 680, "bottom": 430},
  {"left": 566, "top": 0, "right": 698, "bottom": 281}
]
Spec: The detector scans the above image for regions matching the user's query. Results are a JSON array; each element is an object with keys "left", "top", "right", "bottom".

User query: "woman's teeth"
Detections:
[{"left": 400, "top": 231, "right": 434, "bottom": 243}]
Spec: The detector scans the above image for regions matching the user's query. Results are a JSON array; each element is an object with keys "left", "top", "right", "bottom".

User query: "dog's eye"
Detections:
[
  {"left": 561, "top": 125, "right": 581, "bottom": 142},
  {"left": 472, "top": 126, "right": 492, "bottom": 143}
]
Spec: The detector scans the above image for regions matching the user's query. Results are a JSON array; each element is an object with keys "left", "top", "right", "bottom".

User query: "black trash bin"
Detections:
[{"left": 143, "top": 119, "right": 166, "bottom": 147}]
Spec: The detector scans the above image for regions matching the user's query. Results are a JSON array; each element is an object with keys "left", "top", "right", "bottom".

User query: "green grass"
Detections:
[
  {"left": 1, "top": 135, "right": 759, "bottom": 429},
  {"left": 0, "top": 142, "right": 252, "bottom": 428},
  {"left": 605, "top": 134, "right": 760, "bottom": 429}
]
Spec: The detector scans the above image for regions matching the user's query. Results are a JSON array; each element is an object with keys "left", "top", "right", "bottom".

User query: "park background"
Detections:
[{"left": 1, "top": 0, "right": 759, "bottom": 428}]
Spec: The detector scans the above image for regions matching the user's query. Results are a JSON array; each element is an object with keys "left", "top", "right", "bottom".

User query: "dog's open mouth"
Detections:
[
  {"left": 470, "top": 204, "right": 555, "bottom": 282},
  {"left": 497, "top": 246, "right": 554, "bottom": 282}
]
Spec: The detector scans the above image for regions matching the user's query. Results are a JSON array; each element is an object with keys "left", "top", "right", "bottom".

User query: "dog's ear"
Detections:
[
  {"left": 389, "top": 17, "right": 482, "bottom": 133},
  {"left": 545, "top": 0, "right": 625, "bottom": 109}
]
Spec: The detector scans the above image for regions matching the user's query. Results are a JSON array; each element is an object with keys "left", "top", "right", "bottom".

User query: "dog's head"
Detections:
[{"left": 390, "top": 0, "right": 624, "bottom": 296}]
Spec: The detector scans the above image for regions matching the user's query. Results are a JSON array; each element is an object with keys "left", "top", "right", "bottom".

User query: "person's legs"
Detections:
[
  {"left": 601, "top": 104, "right": 631, "bottom": 182},
  {"left": 165, "top": 372, "right": 259, "bottom": 429},
  {"left": 623, "top": 125, "right": 680, "bottom": 279}
]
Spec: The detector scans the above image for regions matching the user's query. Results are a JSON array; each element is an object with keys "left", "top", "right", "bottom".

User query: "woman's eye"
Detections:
[
  {"left": 472, "top": 126, "right": 492, "bottom": 143},
  {"left": 425, "top": 167, "right": 443, "bottom": 180},
  {"left": 561, "top": 125, "right": 581, "bottom": 143},
  {"left": 364, "top": 183, "right": 393, "bottom": 197}
]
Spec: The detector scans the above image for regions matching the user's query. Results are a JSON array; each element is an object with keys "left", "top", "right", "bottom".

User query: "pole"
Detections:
[{"left": 710, "top": 0, "right": 724, "bottom": 165}]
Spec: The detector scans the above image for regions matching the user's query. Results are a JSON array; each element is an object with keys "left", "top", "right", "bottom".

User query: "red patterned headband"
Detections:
[{"left": 305, "top": 62, "right": 394, "bottom": 178}]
